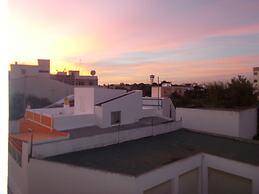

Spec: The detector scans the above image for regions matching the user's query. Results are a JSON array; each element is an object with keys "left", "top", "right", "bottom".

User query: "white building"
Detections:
[
  {"left": 253, "top": 67, "right": 259, "bottom": 91},
  {"left": 9, "top": 59, "right": 98, "bottom": 102},
  {"left": 8, "top": 87, "right": 259, "bottom": 194},
  {"left": 9, "top": 59, "right": 50, "bottom": 79}
]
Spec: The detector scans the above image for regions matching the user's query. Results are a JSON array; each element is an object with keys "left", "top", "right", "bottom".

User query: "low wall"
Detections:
[
  {"left": 238, "top": 108, "right": 257, "bottom": 139},
  {"left": 53, "top": 114, "right": 96, "bottom": 131},
  {"left": 32, "top": 120, "right": 182, "bottom": 158},
  {"left": 176, "top": 107, "right": 257, "bottom": 139}
]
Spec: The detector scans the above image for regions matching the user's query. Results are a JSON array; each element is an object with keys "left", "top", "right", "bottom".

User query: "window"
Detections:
[
  {"left": 111, "top": 111, "right": 121, "bottom": 125},
  {"left": 254, "top": 72, "right": 258, "bottom": 75},
  {"left": 254, "top": 80, "right": 258, "bottom": 83}
]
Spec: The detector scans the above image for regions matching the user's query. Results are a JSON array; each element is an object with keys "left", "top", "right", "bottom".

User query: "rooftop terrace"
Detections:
[{"left": 46, "top": 128, "right": 259, "bottom": 176}]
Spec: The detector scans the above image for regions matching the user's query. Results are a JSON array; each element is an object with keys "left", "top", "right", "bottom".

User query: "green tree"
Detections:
[{"left": 226, "top": 75, "right": 256, "bottom": 108}]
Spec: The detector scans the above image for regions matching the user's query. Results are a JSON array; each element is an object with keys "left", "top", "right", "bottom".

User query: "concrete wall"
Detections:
[
  {"left": 8, "top": 143, "right": 30, "bottom": 194},
  {"left": 208, "top": 167, "right": 252, "bottom": 194},
  {"left": 74, "top": 87, "right": 95, "bottom": 114},
  {"left": 28, "top": 159, "right": 136, "bottom": 194},
  {"left": 176, "top": 108, "right": 257, "bottom": 138},
  {"left": 9, "top": 76, "right": 74, "bottom": 102},
  {"left": 53, "top": 114, "right": 96, "bottom": 131},
  {"left": 178, "top": 168, "right": 199, "bottom": 194},
  {"left": 141, "top": 108, "right": 158, "bottom": 118},
  {"left": 136, "top": 154, "right": 202, "bottom": 194},
  {"left": 144, "top": 180, "right": 173, "bottom": 194},
  {"left": 203, "top": 154, "right": 259, "bottom": 194},
  {"left": 74, "top": 87, "right": 126, "bottom": 115},
  {"left": 94, "top": 87, "right": 126, "bottom": 104},
  {"left": 136, "top": 153, "right": 259, "bottom": 194},
  {"left": 10, "top": 147, "right": 259, "bottom": 194},
  {"left": 98, "top": 91, "right": 142, "bottom": 128},
  {"left": 161, "top": 98, "right": 176, "bottom": 120},
  {"left": 31, "top": 120, "right": 182, "bottom": 158},
  {"left": 10, "top": 65, "right": 39, "bottom": 79},
  {"left": 238, "top": 108, "right": 257, "bottom": 138}
]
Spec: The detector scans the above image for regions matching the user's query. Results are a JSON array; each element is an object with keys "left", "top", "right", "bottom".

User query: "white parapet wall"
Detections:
[
  {"left": 32, "top": 120, "right": 182, "bottom": 158},
  {"left": 176, "top": 107, "right": 257, "bottom": 139},
  {"left": 53, "top": 114, "right": 96, "bottom": 131}
]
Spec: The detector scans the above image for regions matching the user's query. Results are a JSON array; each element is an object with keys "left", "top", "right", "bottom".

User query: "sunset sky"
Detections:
[{"left": 8, "top": 0, "right": 259, "bottom": 84}]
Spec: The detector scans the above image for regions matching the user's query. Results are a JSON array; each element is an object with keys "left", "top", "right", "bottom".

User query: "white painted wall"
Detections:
[
  {"left": 141, "top": 108, "right": 158, "bottom": 118},
  {"left": 176, "top": 108, "right": 257, "bottom": 138},
  {"left": 53, "top": 114, "right": 96, "bottom": 131},
  {"left": 161, "top": 98, "right": 176, "bottom": 120},
  {"left": 9, "top": 76, "right": 74, "bottom": 102},
  {"left": 136, "top": 154, "right": 202, "bottom": 194},
  {"left": 28, "top": 159, "right": 136, "bottom": 194},
  {"left": 10, "top": 65, "right": 39, "bottom": 79},
  {"left": 74, "top": 87, "right": 95, "bottom": 114},
  {"left": 97, "top": 91, "right": 142, "bottom": 128},
  {"left": 32, "top": 121, "right": 182, "bottom": 158},
  {"left": 238, "top": 108, "right": 257, "bottom": 138},
  {"left": 136, "top": 153, "right": 259, "bottom": 194},
  {"left": 10, "top": 144, "right": 259, "bottom": 194},
  {"left": 8, "top": 142, "right": 30, "bottom": 194},
  {"left": 74, "top": 87, "right": 126, "bottom": 115},
  {"left": 94, "top": 87, "right": 126, "bottom": 104},
  {"left": 203, "top": 154, "right": 259, "bottom": 194},
  {"left": 31, "top": 107, "right": 74, "bottom": 116}
]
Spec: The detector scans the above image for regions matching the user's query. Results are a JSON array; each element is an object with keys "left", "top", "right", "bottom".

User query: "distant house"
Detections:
[{"left": 152, "top": 83, "right": 193, "bottom": 98}]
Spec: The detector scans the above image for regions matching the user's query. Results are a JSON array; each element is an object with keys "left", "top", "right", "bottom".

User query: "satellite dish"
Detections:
[{"left": 90, "top": 70, "right": 96, "bottom": 76}]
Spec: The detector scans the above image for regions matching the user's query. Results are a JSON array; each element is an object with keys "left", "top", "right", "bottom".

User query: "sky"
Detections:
[{"left": 8, "top": 0, "right": 259, "bottom": 84}]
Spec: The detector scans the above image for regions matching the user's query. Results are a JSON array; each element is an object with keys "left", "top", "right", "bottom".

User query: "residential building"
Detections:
[
  {"left": 9, "top": 59, "right": 98, "bottom": 102},
  {"left": 152, "top": 84, "right": 193, "bottom": 98},
  {"left": 50, "top": 70, "right": 98, "bottom": 86},
  {"left": 253, "top": 67, "right": 259, "bottom": 91},
  {"left": 8, "top": 87, "right": 259, "bottom": 194},
  {"left": 9, "top": 59, "right": 50, "bottom": 79}
]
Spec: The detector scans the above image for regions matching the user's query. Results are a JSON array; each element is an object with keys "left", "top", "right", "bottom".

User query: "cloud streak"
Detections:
[{"left": 8, "top": 0, "right": 259, "bottom": 84}]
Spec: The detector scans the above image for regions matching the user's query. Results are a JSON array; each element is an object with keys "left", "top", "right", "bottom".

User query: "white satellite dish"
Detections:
[{"left": 90, "top": 70, "right": 96, "bottom": 76}]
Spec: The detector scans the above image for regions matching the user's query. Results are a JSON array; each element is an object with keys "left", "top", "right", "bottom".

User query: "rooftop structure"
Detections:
[
  {"left": 10, "top": 87, "right": 176, "bottom": 155},
  {"left": 9, "top": 128, "right": 259, "bottom": 194},
  {"left": 46, "top": 128, "right": 259, "bottom": 176},
  {"left": 9, "top": 59, "right": 50, "bottom": 79},
  {"left": 8, "top": 86, "right": 259, "bottom": 194}
]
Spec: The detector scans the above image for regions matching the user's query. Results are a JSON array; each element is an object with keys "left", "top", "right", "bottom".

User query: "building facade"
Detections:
[
  {"left": 9, "top": 59, "right": 98, "bottom": 102},
  {"left": 8, "top": 87, "right": 259, "bottom": 194},
  {"left": 253, "top": 67, "right": 259, "bottom": 91}
]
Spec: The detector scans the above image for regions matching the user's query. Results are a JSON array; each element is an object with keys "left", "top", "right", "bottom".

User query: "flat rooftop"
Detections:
[
  {"left": 67, "top": 117, "right": 170, "bottom": 139},
  {"left": 45, "top": 129, "right": 259, "bottom": 176}
]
